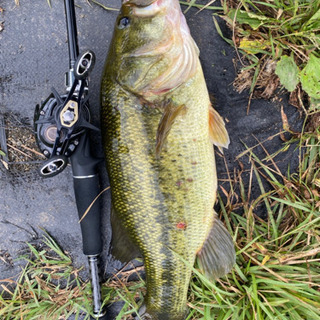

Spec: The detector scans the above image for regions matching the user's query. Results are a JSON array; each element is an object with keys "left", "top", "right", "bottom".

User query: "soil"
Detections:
[{"left": 1, "top": 112, "right": 45, "bottom": 174}]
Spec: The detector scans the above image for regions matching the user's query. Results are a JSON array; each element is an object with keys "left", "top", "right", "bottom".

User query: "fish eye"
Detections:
[{"left": 118, "top": 17, "right": 130, "bottom": 29}]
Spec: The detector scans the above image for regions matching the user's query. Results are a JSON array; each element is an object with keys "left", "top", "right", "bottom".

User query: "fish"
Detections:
[{"left": 100, "top": 0, "right": 236, "bottom": 319}]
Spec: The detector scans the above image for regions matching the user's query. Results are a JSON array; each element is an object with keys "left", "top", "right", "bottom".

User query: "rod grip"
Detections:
[
  {"left": 70, "top": 135, "right": 102, "bottom": 256},
  {"left": 73, "top": 175, "right": 102, "bottom": 255}
]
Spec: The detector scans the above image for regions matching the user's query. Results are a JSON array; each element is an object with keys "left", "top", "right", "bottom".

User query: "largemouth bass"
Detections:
[{"left": 100, "top": 0, "right": 236, "bottom": 318}]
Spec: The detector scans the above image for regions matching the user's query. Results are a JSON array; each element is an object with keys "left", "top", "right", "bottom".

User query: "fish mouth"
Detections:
[
  {"left": 122, "top": 0, "right": 166, "bottom": 17},
  {"left": 123, "top": 0, "right": 157, "bottom": 7}
]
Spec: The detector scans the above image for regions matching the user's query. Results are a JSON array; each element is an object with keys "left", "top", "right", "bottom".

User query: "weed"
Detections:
[
  {"left": 0, "top": 235, "right": 94, "bottom": 320},
  {"left": 215, "top": 0, "right": 320, "bottom": 108}
]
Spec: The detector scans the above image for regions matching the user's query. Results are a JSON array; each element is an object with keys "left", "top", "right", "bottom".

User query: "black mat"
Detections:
[{"left": 0, "top": 0, "right": 302, "bottom": 318}]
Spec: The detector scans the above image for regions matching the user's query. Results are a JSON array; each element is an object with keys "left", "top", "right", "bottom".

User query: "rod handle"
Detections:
[{"left": 70, "top": 135, "right": 102, "bottom": 256}]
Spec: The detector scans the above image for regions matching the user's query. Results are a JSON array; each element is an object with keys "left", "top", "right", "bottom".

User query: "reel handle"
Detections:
[
  {"left": 74, "top": 50, "right": 96, "bottom": 80},
  {"left": 39, "top": 155, "right": 68, "bottom": 178}
]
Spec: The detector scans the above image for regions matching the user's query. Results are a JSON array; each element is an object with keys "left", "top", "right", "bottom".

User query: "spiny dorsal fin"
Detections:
[
  {"left": 156, "top": 103, "right": 187, "bottom": 157},
  {"left": 111, "top": 206, "right": 141, "bottom": 263},
  {"left": 197, "top": 216, "right": 236, "bottom": 279},
  {"left": 209, "top": 107, "right": 230, "bottom": 151}
]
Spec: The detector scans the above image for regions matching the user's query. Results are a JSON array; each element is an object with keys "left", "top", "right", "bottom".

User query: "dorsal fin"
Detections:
[
  {"left": 208, "top": 106, "right": 230, "bottom": 150},
  {"left": 156, "top": 102, "right": 187, "bottom": 157}
]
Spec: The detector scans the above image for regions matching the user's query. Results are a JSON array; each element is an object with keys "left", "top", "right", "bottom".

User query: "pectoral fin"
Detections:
[
  {"left": 111, "top": 206, "right": 142, "bottom": 263},
  {"left": 209, "top": 107, "right": 230, "bottom": 151},
  {"left": 197, "top": 216, "right": 236, "bottom": 279},
  {"left": 156, "top": 103, "right": 187, "bottom": 157}
]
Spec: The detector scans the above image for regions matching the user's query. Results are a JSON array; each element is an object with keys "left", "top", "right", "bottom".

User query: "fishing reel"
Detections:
[
  {"left": 34, "top": 2, "right": 106, "bottom": 318},
  {"left": 34, "top": 50, "right": 97, "bottom": 178}
]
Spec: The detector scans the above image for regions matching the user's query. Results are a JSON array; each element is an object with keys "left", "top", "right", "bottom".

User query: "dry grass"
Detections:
[
  {"left": 216, "top": 0, "right": 320, "bottom": 110},
  {"left": 0, "top": 235, "right": 94, "bottom": 320},
  {"left": 2, "top": 1, "right": 319, "bottom": 319}
]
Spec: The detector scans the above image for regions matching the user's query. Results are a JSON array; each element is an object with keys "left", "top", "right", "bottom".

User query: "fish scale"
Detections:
[
  {"left": 101, "top": 0, "right": 235, "bottom": 318},
  {"left": 102, "top": 69, "right": 216, "bottom": 318}
]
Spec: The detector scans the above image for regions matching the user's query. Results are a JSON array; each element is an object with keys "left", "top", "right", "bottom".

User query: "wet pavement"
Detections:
[{"left": 0, "top": 0, "right": 302, "bottom": 318}]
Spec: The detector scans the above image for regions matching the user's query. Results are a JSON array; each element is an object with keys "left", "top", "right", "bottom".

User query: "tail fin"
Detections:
[
  {"left": 135, "top": 305, "right": 186, "bottom": 320},
  {"left": 197, "top": 217, "right": 236, "bottom": 279}
]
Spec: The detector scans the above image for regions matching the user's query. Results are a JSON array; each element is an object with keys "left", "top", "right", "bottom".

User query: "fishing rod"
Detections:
[{"left": 33, "top": 0, "right": 107, "bottom": 319}]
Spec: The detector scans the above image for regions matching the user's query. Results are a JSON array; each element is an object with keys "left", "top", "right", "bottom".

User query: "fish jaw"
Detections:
[{"left": 123, "top": 0, "right": 170, "bottom": 18}]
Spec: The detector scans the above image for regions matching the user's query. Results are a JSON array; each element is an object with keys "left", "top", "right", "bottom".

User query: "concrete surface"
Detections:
[{"left": 0, "top": 0, "right": 302, "bottom": 318}]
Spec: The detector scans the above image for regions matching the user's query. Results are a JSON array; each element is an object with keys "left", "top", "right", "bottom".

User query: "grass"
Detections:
[
  {"left": 2, "top": 0, "right": 319, "bottom": 319},
  {"left": 173, "top": 0, "right": 320, "bottom": 109},
  {"left": 1, "top": 129, "right": 319, "bottom": 319},
  {"left": 215, "top": 0, "right": 320, "bottom": 109},
  {"left": 0, "top": 235, "right": 96, "bottom": 320},
  {"left": 187, "top": 145, "right": 320, "bottom": 319}
]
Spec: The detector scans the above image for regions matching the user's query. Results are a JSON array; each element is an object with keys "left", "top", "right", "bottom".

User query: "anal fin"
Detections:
[
  {"left": 197, "top": 216, "right": 236, "bottom": 279},
  {"left": 111, "top": 207, "right": 141, "bottom": 263}
]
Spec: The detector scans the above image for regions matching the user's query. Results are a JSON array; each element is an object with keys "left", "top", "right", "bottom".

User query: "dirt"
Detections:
[
  {"left": 306, "top": 111, "right": 320, "bottom": 134},
  {"left": 0, "top": 249, "right": 13, "bottom": 267},
  {"left": 1, "top": 112, "right": 45, "bottom": 174}
]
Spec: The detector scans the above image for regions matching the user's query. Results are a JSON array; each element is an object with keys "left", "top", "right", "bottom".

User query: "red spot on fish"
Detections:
[
  {"left": 193, "top": 138, "right": 197, "bottom": 142},
  {"left": 187, "top": 178, "right": 193, "bottom": 182},
  {"left": 191, "top": 161, "right": 198, "bottom": 165},
  {"left": 176, "top": 222, "right": 187, "bottom": 230},
  {"left": 176, "top": 180, "right": 183, "bottom": 187}
]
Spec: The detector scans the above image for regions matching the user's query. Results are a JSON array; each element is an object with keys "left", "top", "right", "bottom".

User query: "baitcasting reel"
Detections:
[
  {"left": 33, "top": 0, "right": 107, "bottom": 319},
  {"left": 34, "top": 50, "right": 97, "bottom": 178}
]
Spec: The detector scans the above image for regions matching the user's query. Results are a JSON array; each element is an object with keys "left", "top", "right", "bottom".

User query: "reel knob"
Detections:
[
  {"left": 39, "top": 155, "right": 68, "bottom": 178},
  {"left": 74, "top": 50, "right": 95, "bottom": 80}
]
